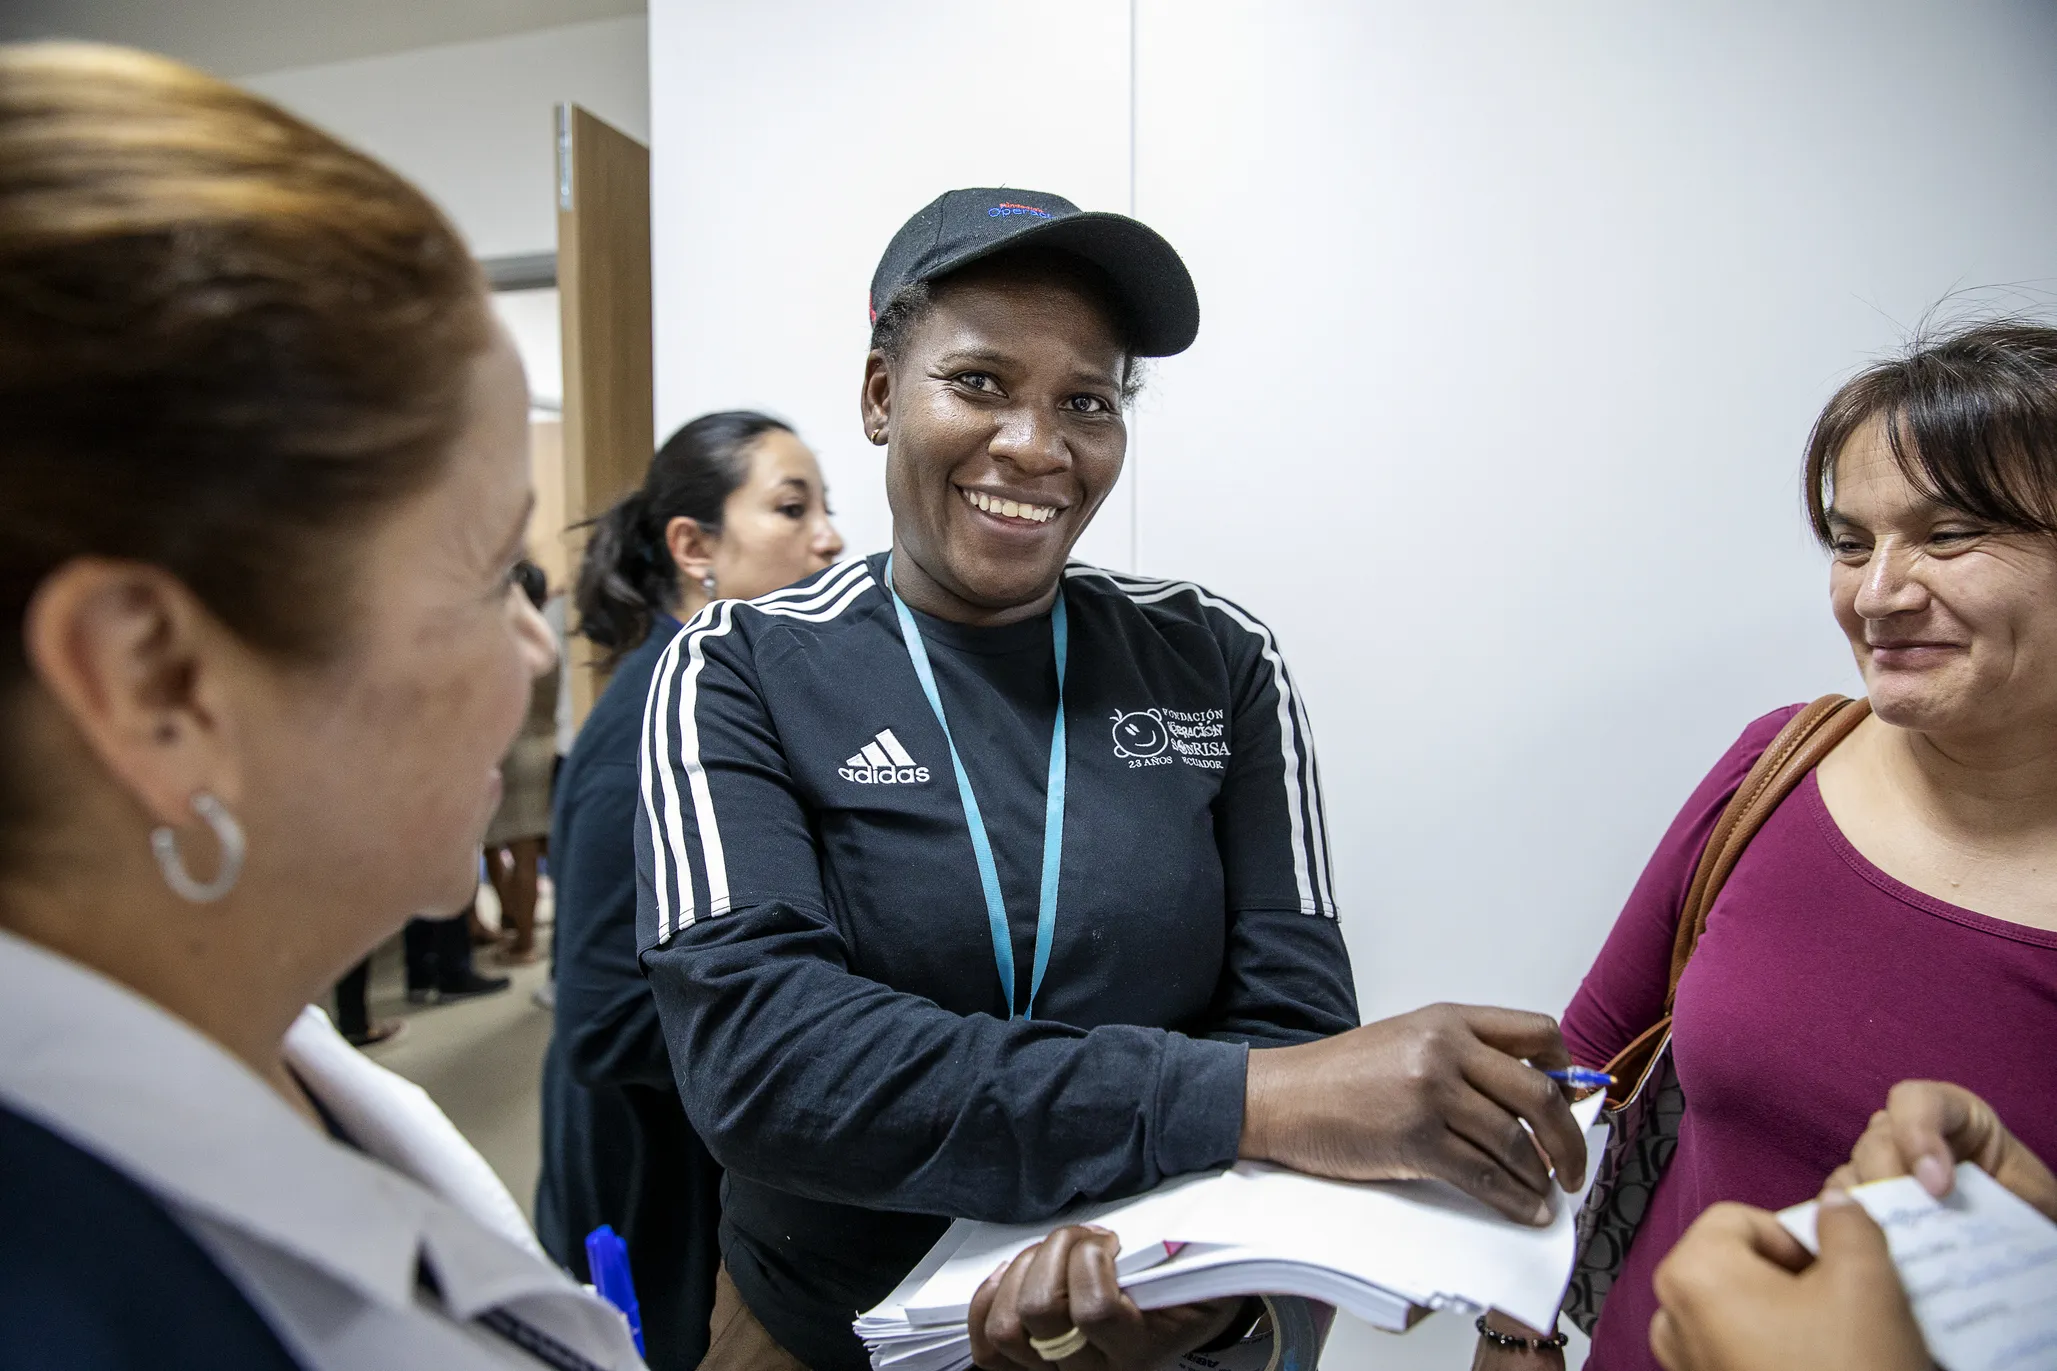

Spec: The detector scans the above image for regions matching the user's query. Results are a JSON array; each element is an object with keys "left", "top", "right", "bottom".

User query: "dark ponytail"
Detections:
[{"left": 574, "top": 409, "right": 791, "bottom": 666}]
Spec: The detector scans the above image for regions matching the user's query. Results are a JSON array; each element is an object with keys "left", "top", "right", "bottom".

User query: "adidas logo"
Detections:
[{"left": 839, "top": 728, "right": 932, "bottom": 785}]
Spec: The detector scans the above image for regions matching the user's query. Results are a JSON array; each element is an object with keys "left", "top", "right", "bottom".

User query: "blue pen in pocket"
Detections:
[{"left": 584, "top": 1225, "right": 644, "bottom": 1356}]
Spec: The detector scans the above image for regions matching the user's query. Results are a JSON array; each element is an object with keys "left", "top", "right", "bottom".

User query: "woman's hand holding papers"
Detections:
[
  {"left": 1647, "top": 1196, "right": 1925, "bottom": 1371},
  {"left": 1647, "top": 1081, "right": 2050, "bottom": 1371},
  {"left": 966, "top": 1226, "right": 1245, "bottom": 1371},
  {"left": 1240, "top": 1004, "right": 1589, "bottom": 1226},
  {"left": 1825, "top": 1079, "right": 2057, "bottom": 1220}
]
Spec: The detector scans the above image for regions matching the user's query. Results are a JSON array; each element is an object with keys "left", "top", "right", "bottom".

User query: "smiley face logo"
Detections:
[{"left": 1111, "top": 709, "right": 1169, "bottom": 759}]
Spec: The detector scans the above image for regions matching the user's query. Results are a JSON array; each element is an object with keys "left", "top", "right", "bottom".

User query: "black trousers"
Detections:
[
  {"left": 333, "top": 958, "right": 372, "bottom": 1040},
  {"left": 402, "top": 913, "right": 477, "bottom": 992}
]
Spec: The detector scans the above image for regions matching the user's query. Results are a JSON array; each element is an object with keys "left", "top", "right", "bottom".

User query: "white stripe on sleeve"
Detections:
[
  {"left": 649, "top": 560, "right": 877, "bottom": 941},
  {"left": 640, "top": 625, "right": 690, "bottom": 941}
]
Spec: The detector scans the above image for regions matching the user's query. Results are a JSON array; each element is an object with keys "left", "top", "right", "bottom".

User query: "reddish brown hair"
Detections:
[
  {"left": 1804, "top": 322, "right": 2057, "bottom": 543},
  {"left": 0, "top": 43, "right": 491, "bottom": 820}
]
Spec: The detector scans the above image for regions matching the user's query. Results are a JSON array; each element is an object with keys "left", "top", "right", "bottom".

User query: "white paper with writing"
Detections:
[{"left": 1778, "top": 1163, "right": 2057, "bottom": 1371}]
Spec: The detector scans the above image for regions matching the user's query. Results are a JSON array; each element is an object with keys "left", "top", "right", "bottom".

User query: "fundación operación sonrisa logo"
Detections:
[
  {"left": 839, "top": 728, "right": 932, "bottom": 784},
  {"left": 1112, "top": 705, "right": 1231, "bottom": 771}
]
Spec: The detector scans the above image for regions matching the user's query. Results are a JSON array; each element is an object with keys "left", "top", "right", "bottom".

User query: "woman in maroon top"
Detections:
[{"left": 1478, "top": 321, "right": 2057, "bottom": 1370}]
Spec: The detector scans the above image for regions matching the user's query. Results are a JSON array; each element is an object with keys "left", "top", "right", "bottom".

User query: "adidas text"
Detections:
[{"left": 839, "top": 764, "right": 932, "bottom": 784}]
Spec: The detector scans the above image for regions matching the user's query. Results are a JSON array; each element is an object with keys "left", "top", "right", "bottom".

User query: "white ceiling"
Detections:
[{"left": 1, "top": 0, "right": 644, "bottom": 77}]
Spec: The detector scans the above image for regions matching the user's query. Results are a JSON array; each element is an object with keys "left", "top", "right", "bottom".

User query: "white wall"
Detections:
[
  {"left": 244, "top": 15, "right": 648, "bottom": 261},
  {"left": 648, "top": 0, "right": 1139, "bottom": 568},
  {"left": 649, "top": 3, "right": 2057, "bottom": 1365},
  {"left": 492, "top": 287, "right": 567, "bottom": 414},
  {"left": 1132, "top": 0, "right": 2057, "bottom": 1020},
  {"left": 243, "top": 16, "right": 647, "bottom": 411}
]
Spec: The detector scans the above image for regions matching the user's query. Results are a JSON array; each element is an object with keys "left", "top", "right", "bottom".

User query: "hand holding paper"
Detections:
[
  {"left": 1775, "top": 1165, "right": 2057, "bottom": 1371},
  {"left": 1651, "top": 1075, "right": 2057, "bottom": 1371},
  {"left": 1826, "top": 1079, "right": 2057, "bottom": 1223},
  {"left": 858, "top": 1095, "right": 1609, "bottom": 1371},
  {"left": 965, "top": 1226, "right": 1245, "bottom": 1371},
  {"left": 1649, "top": 1195, "right": 1927, "bottom": 1371}
]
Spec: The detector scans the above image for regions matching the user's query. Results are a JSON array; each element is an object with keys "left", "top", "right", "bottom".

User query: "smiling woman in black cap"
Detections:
[{"left": 635, "top": 189, "right": 1589, "bottom": 1371}]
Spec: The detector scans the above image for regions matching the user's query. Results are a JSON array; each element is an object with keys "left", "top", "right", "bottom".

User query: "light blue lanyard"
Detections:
[{"left": 884, "top": 554, "right": 1067, "bottom": 1019}]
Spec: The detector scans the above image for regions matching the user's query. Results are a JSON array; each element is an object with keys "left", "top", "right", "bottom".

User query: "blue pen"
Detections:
[
  {"left": 1547, "top": 1066, "right": 1616, "bottom": 1090},
  {"left": 584, "top": 1225, "right": 645, "bottom": 1356}
]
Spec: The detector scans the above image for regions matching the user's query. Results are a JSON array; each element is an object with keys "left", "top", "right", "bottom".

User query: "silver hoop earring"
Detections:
[
  {"left": 150, "top": 791, "right": 246, "bottom": 904},
  {"left": 700, "top": 573, "right": 718, "bottom": 599}
]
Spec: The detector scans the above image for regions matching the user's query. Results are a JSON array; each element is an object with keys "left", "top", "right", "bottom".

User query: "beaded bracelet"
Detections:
[{"left": 1474, "top": 1314, "right": 1569, "bottom": 1353}]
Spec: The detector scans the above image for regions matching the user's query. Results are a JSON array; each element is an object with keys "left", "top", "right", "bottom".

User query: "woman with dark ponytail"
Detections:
[
  {"left": 576, "top": 411, "right": 838, "bottom": 667},
  {"left": 538, "top": 411, "right": 840, "bottom": 1371}
]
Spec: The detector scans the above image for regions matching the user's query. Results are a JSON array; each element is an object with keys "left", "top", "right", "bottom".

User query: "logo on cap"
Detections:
[{"left": 988, "top": 203, "right": 1051, "bottom": 218}]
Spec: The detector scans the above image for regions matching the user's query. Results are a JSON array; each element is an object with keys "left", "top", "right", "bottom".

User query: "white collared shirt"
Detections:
[{"left": 0, "top": 928, "right": 644, "bottom": 1371}]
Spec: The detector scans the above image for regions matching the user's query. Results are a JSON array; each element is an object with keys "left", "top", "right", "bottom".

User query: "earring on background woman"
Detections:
[
  {"left": 700, "top": 572, "right": 718, "bottom": 599},
  {"left": 149, "top": 791, "right": 246, "bottom": 904}
]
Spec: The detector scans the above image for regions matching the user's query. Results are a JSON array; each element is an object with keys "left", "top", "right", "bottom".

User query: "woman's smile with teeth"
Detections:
[{"left": 963, "top": 488, "right": 1059, "bottom": 524}]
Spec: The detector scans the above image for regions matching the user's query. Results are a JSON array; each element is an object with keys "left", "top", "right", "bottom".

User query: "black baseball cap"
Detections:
[{"left": 868, "top": 188, "right": 1200, "bottom": 357}]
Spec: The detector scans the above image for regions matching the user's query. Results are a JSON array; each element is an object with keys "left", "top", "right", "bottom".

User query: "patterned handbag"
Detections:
[{"left": 1561, "top": 694, "right": 1869, "bottom": 1333}]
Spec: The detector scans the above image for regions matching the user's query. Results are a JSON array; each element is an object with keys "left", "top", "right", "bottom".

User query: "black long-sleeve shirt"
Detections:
[
  {"left": 553, "top": 628, "right": 678, "bottom": 1092},
  {"left": 537, "top": 624, "right": 723, "bottom": 1371},
  {"left": 635, "top": 556, "right": 1358, "bottom": 1370}
]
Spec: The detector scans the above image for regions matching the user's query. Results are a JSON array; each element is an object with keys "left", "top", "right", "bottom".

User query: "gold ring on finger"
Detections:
[{"left": 1028, "top": 1326, "right": 1090, "bottom": 1362}]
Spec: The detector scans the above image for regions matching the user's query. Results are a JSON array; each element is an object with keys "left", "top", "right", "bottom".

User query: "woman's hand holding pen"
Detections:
[{"left": 1240, "top": 1003, "right": 1589, "bottom": 1226}]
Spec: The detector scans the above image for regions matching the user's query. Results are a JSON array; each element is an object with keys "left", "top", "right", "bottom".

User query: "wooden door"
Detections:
[{"left": 556, "top": 102, "right": 653, "bottom": 728}]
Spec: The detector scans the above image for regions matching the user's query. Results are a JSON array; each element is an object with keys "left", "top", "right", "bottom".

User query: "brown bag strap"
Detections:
[{"left": 1660, "top": 694, "right": 1870, "bottom": 1013}]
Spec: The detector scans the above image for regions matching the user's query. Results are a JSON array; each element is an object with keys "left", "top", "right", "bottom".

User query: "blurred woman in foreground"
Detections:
[{"left": 0, "top": 42, "right": 641, "bottom": 1370}]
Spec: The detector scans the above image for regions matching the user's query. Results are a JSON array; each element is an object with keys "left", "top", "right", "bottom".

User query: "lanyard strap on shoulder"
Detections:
[{"left": 884, "top": 554, "right": 1068, "bottom": 1018}]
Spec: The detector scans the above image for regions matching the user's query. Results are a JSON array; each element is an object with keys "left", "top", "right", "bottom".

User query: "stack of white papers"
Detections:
[
  {"left": 858, "top": 1097, "right": 1606, "bottom": 1371},
  {"left": 1778, "top": 1163, "right": 2057, "bottom": 1371}
]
